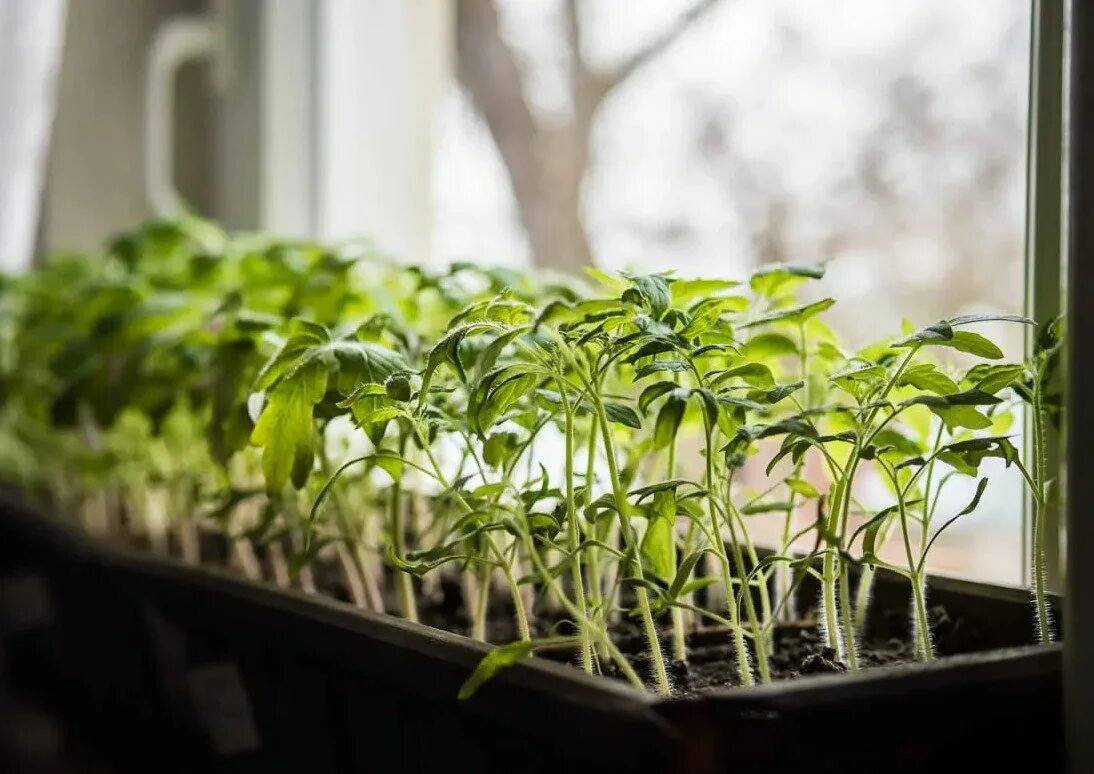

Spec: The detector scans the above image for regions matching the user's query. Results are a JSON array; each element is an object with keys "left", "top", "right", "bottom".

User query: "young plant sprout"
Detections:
[{"left": 0, "top": 216, "right": 1056, "bottom": 700}]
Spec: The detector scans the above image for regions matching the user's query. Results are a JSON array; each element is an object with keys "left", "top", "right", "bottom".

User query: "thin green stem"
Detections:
[
  {"left": 419, "top": 436, "right": 530, "bottom": 642},
  {"left": 829, "top": 349, "right": 918, "bottom": 664},
  {"left": 592, "top": 396, "right": 671, "bottom": 695},
  {"left": 885, "top": 460, "right": 933, "bottom": 660},
  {"left": 1032, "top": 381, "right": 1053, "bottom": 643},
  {"left": 833, "top": 459, "right": 860, "bottom": 671},
  {"left": 473, "top": 559, "right": 490, "bottom": 641},
  {"left": 391, "top": 434, "right": 418, "bottom": 622},
  {"left": 666, "top": 438, "right": 688, "bottom": 664},
  {"left": 778, "top": 461, "right": 803, "bottom": 623},
  {"left": 821, "top": 548, "right": 843, "bottom": 655},
  {"left": 838, "top": 564, "right": 859, "bottom": 668},
  {"left": 583, "top": 419, "right": 607, "bottom": 663},
  {"left": 855, "top": 422, "right": 945, "bottom": 635},
  {"left": 558, "top": 388, "right": 593, "bottom": 673},
  {"left": 520, "top": 531, "right": 644, "bottom": 690},
  {"left": 722, "top": 487, "right": 772, "bottom": 683},
  {"left": 706, "top": 428, "right": 754, "bottom": 686}
]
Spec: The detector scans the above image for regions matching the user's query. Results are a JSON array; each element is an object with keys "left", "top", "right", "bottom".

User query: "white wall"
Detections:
[
  {"left": 316, "top": 0, "right": 452, "bottom": 263},
  {"left": 0, "top": 0, "right": 66, "bottom": 271}
]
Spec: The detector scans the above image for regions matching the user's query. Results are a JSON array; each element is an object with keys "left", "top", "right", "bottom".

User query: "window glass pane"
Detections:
[{"left": 434, "top": 0, "right": 1030, "bottom": 585}]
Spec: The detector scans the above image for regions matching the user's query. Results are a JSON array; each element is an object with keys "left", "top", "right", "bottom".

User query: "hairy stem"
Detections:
[
  {"left": 666, "top": 440, "right": 688, "bottom": 663},
  {"left": 723, "top": 493, "right": 771, "bottom": 683},
  {"left": 559, "top": 391, "right": 593, "bottom": 673},
  {"left": 890, "top": 463, "right": 933, "bottom": 660},
  {"left": 391, "top": 435, "right": 418, "bottom": 622},
  {"left": 521, "top": 532, "right": 644, "bottom": 690},
  {"left": 1032, "top": 382, "right": 1053, "bottom": 643},
  {"left": 584, "top": 419, "right": 605, "bottom": 659},
  {"left": 473, "top": 559, "right": 490, "bottom": 641},
  {"left": 706, "top": 430, "right": 753, "bottom": 686},
  {"left": 420, "top": 439, "right": 530, "bottom": 642},
  {"left": 593, "top": 396, "right": 671, "bottom": 695}
]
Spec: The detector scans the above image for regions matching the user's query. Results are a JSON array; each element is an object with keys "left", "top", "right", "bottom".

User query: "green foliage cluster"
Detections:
[{"left": 0, "top": 217, "right": 1060, "bottom": 696}]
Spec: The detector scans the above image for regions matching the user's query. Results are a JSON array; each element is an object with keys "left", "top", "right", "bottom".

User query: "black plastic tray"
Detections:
[{"left": 0, "top": 497, "right": 1061, "bottom": 773}]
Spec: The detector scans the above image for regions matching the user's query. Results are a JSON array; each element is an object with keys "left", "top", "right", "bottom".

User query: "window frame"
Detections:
[{"left": 1025, "top": 0, "right": 1067, "bottom": 593}]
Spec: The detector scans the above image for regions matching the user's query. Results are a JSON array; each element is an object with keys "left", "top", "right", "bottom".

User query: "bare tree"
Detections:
[{"left": 456, "top": 0, "right": 726, "bottom": 272}]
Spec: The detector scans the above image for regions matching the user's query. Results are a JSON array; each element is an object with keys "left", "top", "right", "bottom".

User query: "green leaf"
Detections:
[
  {"left": 254, "top": 322, "right": 332, "bottom": 390},
  {"left": 815, "top": 342, "right": 846, "bottom": 362},
  {"left": 941, "top": 331, "right": 1004, "bottom": 359},
  {"left": 634, "top": 360, "right": 689, "bottom": 380},
  {"left": 475, "top": 365, "right": 539, "bottom": 432},
  {"left": 829, "top": 362, "right": 886, "bottom": 387},
  {"left": 470, "top": 482, "right": 507, "bottom": 499},
  {"left": 388, "top": 540, "right": 478, "bottom": 577},
  {"left": 475, "top": 327, "right": 526, "bottom": 382},
  {"left": 584, "top": 266, "right": 626, "bottom": 289},
  {"left": 459, "top": 640, "right": 537, "bottom": 700},
  {"left": 603, "top": 402, "right": 642, "bottom": 430},
  {"left": 584, "top": 492, "right": 619, "bottom": 523},
  {"left": 713, "top": 362, "right": 775, "bottom": 388},
  {"left": 741, "top": 500, "right": 794, "bottom": 515},
  {"left": 747, "top": 380, "right": 804, "bottom": 405},
  {"left": 715, "top": 395, "right": 766, "bottom": 413},
  {"left": 904, "top": 389, "right": 1001, "bottom": 408},
  {"left": 621, "top": 273, "right": 672, "bottom": 317},
  {"left": 863, "top": 508, "right": 894, "bottom": 559},
  {"left": 371, "top": 452, "right": 404, "bottom": 481},
  {"left": 937, "top": 436, "right": 1019, "bottom": 474},
  {"left": 728, "top": 416, "right": 818, "bottom": 455},
  {"left": 683, "top": 296, "right": 749, "bottom": 336},
  {"left": 354, "top": 406, "right": 404, "bottom": 426},
  {"left": 743, "top": 332, "right": 799, "bottom": 358},
  {"left": 948, "top": 313, "right": 1035, "bottom": 327},
  {"left": 901, "top": 389, "right": 1000, "bottom": 430},
  {"left": 670, "top": 278, "right": 741, "bottom": 304},
  {"left": 250, "top": 361, "right": 327, "bottom": 493},
  {"left": 653, "top": 392, "right": 687, "bottom": 450},
  {"left": 483, "top": 431, "right": 521, "bottom": 469},
  {"left": 667, "top": 550, "right": 706, "bottom": 600},
  {"left": 871, "top": 428, "right": 923, "bottom": 456},
  {"left": 786, "top": 478, "right": 819, "bottom": 498},
  {"left": 639, "top": 381, "right": 677, "bottom": 414},
  {"left": 749, "top": 264, "right": 825, "bottom": 297},
  {"left": 641, "top": 493, "right": 677, "bottom": 583},
  {"left": 457, "top": 634, "right": 584, "bottom": 699},
  {"left": 420, "top": 321, "right": 505, "bottom": 401},
  {"left": 740, "top": 298, "right": 835, "bottom": 329},
  {"left": 338, "top": 382, "right": 387, "bottom": 405},
  {"left": 899, "top": 363, "right": 960, "bottom": 395},
  {"left": 893, "top": 321, "right": 953, "bottom": 347},
  {"left": 956, "top": 477, "right": 990, "bottom": 517},
  {"left": 328, "top": 340, "right": 409, "bottom": 394},
  {"left": 966, "top": 363, "right": 1024, "bottom": 394},
  {"left": 935, "top": 405, "right": 993, "bottom": 431},
  {"left": 920, "top": 479, "right": 990, "bottom": 566},
  {"left": 630, "top": 478, "right": 705, "bottom": 502},
  {"left": 896, "top": 324, "right": 1003, "bottom": 359}
]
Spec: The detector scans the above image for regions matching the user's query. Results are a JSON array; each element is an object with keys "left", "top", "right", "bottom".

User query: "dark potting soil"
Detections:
[
  {"left": 416, "top": 579, "right": 987, "bottom": 696},
  {"left": 113, "top": 530, "right": 988, "bottom": 696}
]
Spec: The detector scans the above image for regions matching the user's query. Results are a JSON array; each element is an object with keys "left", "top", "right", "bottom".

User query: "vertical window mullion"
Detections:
[{"left": 1023, "top": 0, "right": 1066, "bottom": 592}]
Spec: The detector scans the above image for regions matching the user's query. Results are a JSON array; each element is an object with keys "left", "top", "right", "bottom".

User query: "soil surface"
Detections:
[{"left": 416, "top": 577, "right": 985, "bottom": 695}]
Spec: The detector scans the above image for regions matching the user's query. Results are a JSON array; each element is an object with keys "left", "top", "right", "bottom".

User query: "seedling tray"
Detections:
[{"left": 0, "top": 497, "right": 1060, "bottom": 773}]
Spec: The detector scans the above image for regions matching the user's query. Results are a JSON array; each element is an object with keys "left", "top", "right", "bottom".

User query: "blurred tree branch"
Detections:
[{"left": 457, "top": 0, "right": 727, "bottom": 271}]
